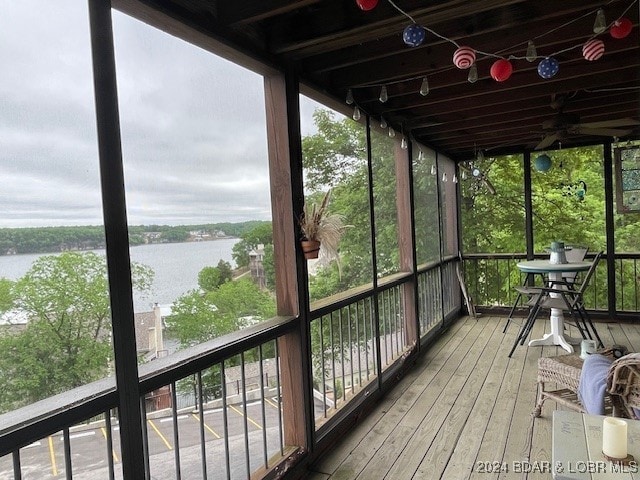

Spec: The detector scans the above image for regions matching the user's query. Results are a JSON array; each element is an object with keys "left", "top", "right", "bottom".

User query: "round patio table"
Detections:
[{"left": 516, "top": 260, "right": 592, "bottom": 353}]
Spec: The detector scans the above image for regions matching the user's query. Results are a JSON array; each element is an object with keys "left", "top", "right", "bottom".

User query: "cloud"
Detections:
[{"left": 1, "top": 3, "right": 278, "bottom": 228}]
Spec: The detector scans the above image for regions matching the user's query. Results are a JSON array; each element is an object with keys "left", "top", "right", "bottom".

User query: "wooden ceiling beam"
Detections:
[
  {"left": 271, "top": 0, "right": 529, "bottom": 57},
  {"left": 219, "top": 0, "right": 322, "bottom": 26},
  {"left": 302, "top": 0, "right": 615, "bottom": 74}
]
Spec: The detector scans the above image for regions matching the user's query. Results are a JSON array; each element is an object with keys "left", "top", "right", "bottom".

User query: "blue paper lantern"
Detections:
[
  {"left": 403, "top": 24, "right": 426, "bottom": 47},
  {"left": 534, "top": 154, "right": 552, "bottom": 172},
  {"left": 537, "top": 57, "right": 559, "bottom": 79}
]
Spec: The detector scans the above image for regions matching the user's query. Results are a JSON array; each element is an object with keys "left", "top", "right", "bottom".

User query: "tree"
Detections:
[
  {"left": 0, "top": 252, "right": 153, "bottom": 413},
  {"left": 0, "top": 278, "right": 15, "bottom": 313},
  {"left": 167, "top": 278, "right": 276, "bottom": 348},
  {"left": 198, "top": 266, "right": 222, "bottom": 292}
]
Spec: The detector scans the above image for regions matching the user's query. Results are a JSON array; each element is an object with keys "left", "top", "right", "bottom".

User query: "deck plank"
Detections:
[{"left": 309, "top": 317, "right": 634, "bottom": 480}]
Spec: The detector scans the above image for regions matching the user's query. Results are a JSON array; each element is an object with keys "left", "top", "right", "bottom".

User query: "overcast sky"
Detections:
[{"left": 0, "top": 2, "right": 321, "bottom": 228}]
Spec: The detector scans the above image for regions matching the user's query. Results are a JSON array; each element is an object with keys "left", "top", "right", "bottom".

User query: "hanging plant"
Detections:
[{"left": 298, "top": 189, "right": 350, "bottom": 261}]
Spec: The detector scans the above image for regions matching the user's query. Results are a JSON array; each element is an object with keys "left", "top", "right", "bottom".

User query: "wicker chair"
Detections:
[
  {"left": 607, "top": 353, "right": 640, "bottom": 419},
  {"left": 534, "top": 350, "right": 640, "bottom": 418}
]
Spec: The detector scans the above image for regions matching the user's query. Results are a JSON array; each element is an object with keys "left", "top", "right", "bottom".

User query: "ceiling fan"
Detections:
[
  {"left": 534, "top": 94, "right": 640, "bottom": 150},
  {"left": 459, "top": 162, "right": 496, "bottom": 195}
]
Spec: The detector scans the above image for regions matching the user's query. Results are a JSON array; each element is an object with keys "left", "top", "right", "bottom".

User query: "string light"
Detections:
[
  {"left": 347, "top": 0, "right": 636, "bottom": 95},
  {"left": 461, "top": 170, "right": 467, "bottom": 180},
  {"left": 401, "top": 136, "right": 408, "bottom": 149},
  {"left": 379, "top": 85, "right": 388, "bottom": 103},
  {"left": 419, "top": 77, "right": 430, "bottom": 96},
  {"left": 453, "top": 173, "right": 458, "bottom": 183},
  {"left": 388, "top": 126, "right": 396, "bottom": 137},
  {"left": 380, "top": 116, "right": 387, "bottom": 128},
  {"left": 442, "top": 172, "right": 448, "bottom": 182},
  {"left": 593, "top": 8, "right": 607, "bottom": 34},
  {"left": 467, "top": 64, "right": 478, "bottom": 83},
  {"left": 353, "top": 106, "right": 361, "bottom": 121},
  {"left": 418, "top": 149, "right": 424, "bottom": 161},
  {"left": 525, "top": 40, "right": 537, "bottom": 62},
  {"left": 346, "top": 88, "right": 354, "bottom": 105},
  {"left": 430, "top": 164, "right": 437, "bottom": 175}
]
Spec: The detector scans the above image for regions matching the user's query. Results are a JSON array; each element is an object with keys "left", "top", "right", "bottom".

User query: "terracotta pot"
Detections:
[{"left": 301, "top": 240, "right": 320, "bottom": 259}]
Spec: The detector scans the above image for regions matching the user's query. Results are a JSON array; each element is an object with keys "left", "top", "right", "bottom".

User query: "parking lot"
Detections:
[{"left": 0, "top": 397, "right": 303, "bottom": 479}]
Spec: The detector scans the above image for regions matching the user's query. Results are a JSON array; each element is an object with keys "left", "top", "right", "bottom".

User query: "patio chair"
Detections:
[{"left": 508, "top": 251, "right": 604, "bottom": 357}]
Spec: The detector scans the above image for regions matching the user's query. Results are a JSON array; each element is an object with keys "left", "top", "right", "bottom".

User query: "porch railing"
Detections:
[
  {"left": 0, "top": 259, "right": 460, "bottom": 479},
  {"left": 461, "top": 252, "right": 640, "bottom": 314}
]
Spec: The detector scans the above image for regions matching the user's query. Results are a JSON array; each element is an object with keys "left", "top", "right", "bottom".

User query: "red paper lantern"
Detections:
[
  {"left": 453, "top": 46, "right": 476, "bottom": 69},
  {"left": 355, "top": 0, "right": 378, "bottom": 11},
  {"left": 582, "top": 39, "right": 605, "bottom": 61},
  {"left": 610, "top": 18, "right": 633, "bottom": 39},
  {"left": 490, "top": 59, "right": 513, "bottom": 82}
]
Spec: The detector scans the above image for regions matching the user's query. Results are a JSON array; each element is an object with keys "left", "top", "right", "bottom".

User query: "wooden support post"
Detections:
[{"left": 264, "top": 71, "right": 313, "bottom": 450}]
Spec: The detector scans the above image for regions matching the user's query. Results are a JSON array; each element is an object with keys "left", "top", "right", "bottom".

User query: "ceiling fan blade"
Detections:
[
  {"left": 578, "top": 118, "right": 640, "bottom": 129},
  {"left": 535, "top": 134, "right": 558, "bottom": 150},
  {"left": 574, "top": 127, "right": 632, "bottom": 136},
  {"left": 482, "top": 177, "right": 496, "bottom": 195}
]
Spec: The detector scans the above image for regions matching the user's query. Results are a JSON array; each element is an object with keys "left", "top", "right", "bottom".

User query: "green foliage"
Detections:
[
  {"left": 302, "top": 109, "right": 367, "bottom": 191},
  {"left": 0, "top": 252, "right": 153, "bottom": 413},
  {"left": 167, "top": 278, "right": 276, "bottom": 348},
  {"left": 0, "top": 278, "right": 15, "bottom": 313},
  {"left": 198, "top": 267, "right": 222, "bottom": 292},
  {"left": 0, "top": 221, "right": 264, "bottom": 256},
  {"left": 216, "top": 259, "right": 233, "bottom": 284}
]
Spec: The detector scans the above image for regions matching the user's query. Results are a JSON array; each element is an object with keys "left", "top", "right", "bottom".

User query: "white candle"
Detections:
[{"left": 603, "top": 417, "right": 628, "bottom": 459}]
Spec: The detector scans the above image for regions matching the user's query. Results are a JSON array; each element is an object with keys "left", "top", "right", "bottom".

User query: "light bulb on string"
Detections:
[
  {"left": 401, "top": 136, "right": 408, "bottom": 149},
  {"left": 467, "top": 64, "right": 478, "bottom": 83},
  {"left": 593, "top": 8, "right": 607, "bottom": 34},
  {"left": 453, "top": 174, "right": 458, "bottom": 183},
  {"left": 419, "top": 77, "right": 430, "bottom": 96},
  {"left": 442, "top": 172, "right": 448, "bottom": 182},
  {"left": 346, "top": 88, "right": 354, "bottom": 105},
  {"left": 353, "top": 106, "right": 361, "bottom": 121},
  {"left": 380, "top": 117, "right": 387, "bottom": 129},
  {"left": 379, "top": 85, "right": 388, "bottom": 103},
  {"left": 418, "top": 149, "right": 424, "bottom": 161},
  {"left": 430, "top": 164, "right": 437, "bottom": 175},
  {"left": 461, "top": 170, "right": 467, "bottom": 180},
  {"left": 526, "top": 40, "right": 537, "bottom": 62},
  {"left": 388, "top": 126, "right": 396, "bottom": 137}
]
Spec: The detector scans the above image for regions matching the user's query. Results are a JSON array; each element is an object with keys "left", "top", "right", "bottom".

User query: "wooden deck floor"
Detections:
[{"left": 308, "top": 315, "right": 640, "bottom": 480}]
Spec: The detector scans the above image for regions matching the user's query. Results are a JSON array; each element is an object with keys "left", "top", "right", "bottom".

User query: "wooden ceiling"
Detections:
[{"left": 115, "top": 0, "right": 640, "bottom": 161}]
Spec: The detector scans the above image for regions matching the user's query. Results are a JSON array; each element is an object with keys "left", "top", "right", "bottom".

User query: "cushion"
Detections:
[{"left": 578, "top": 354, "right": 614, "bottom": 415}]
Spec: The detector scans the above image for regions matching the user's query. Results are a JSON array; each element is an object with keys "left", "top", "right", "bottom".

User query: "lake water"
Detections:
[{"left": 0, "top": 238, "right": 240, "bottom": 312}]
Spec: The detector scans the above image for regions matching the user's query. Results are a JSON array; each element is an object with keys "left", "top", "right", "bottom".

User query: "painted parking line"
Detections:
[
  {"left": 228, "top": 405, "right": 262, "bottom": 430},
  {"left": 191, "top": 413, "right": 221, "bottom": 439},
  {"left": 147, "top": 419, "right": 173, "bottom": 451},
  {"left": 100, "top": 427, "right": 119, "bottom": 463},
  {"left": 48, "top": 436, "right": 58, "bottom": 477},
  {"left": 63, "top": 431, "right": 95, "bottom": 441},
  {"left": 160, "top": 415, "right": 188, "bottom": 423},
  {"left": 264, "top": 398, "right": 281, "bottom": 410}
]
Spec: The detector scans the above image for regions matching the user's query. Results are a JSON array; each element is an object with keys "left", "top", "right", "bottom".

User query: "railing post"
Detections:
[
  {"left": 87, "top": 0, "right": 146, "bottom": 477},
  {"left": 524, "top": 151, "right": 534, "bottom": 260},
  {"left": 603, "top": 141, "right": 617, "bottom": 318}
]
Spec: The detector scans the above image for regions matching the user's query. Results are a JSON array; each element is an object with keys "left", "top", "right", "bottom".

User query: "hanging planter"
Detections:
[
  {"left": 298, "top": 189, "right": 350, "bottom": 263},
  {"left": 301, "top": 240, "right": 321, "bottom": 259}
]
